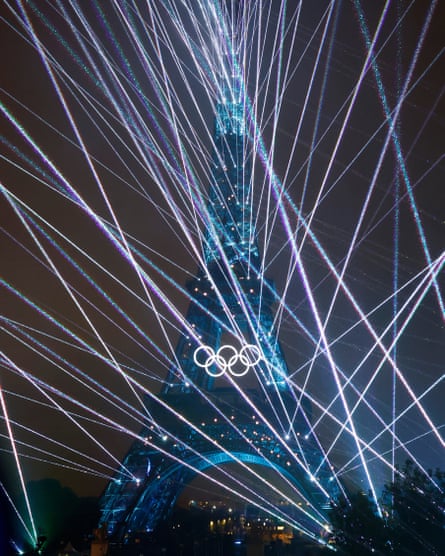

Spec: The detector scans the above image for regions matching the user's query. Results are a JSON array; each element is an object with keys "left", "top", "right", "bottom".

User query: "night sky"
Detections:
[{"left": 0, "top": 0, "right": 444, "bottom": 543}]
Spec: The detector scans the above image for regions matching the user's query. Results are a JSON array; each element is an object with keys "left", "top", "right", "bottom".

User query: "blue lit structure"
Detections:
[{"left": 99, "top": 42, "right": 335, "bottom": 546}]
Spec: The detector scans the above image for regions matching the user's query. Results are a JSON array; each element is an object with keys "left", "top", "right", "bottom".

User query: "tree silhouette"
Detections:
[
  {"left": 383, "top": 460, "right": 445, "bottom": 555},
  {"left": 26, "top": 478, "right": 99, "bottom": 553},
  {"left": 329, "top": 461, "right": 445, "bottom": 555},
  {"left": 329, "top": 491, "right": 390, "bottom": 554}
]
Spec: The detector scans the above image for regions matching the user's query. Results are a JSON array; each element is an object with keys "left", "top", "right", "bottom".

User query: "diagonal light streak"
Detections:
[
  {"left": 19, "top": 0, "right": 192, "bottom": 382},
  {"left": 2, "top": 346, "right": 328, "bottom": 534},
  {"left": 0, "top": 350, "right": 136, "bottom": 480},
  {"left": 0, "top": 1, "right": 442, "bottom": 543},
  {"left": 2, "top": 275, "right": 334, "bottom": 517},
  {"left": 0, "top": 386, "right": 38, "bottom": 544},
  {"left": 314, "top": 254, "right": 445, "bottom": 471},
  {"left": 3, "top": 186, "right": 156, "bottom": 420},
  {"left": 270, "top": 174, "right": 443, "bottom": 448},
  {"left": 0, "top": 480, "right": 34, "bottom": 546},
  {"left": 1, "top": 320, "right": 155, "bottom": 433},
  {"left": 354, "top": 0, "right": 444, "bottom": 317},
  {"left": 338, "top": 373, "right": 445, "bottom": 481},
  {"left": 272, "top": 3, "right": 341, "bottom": 339},
  {"left": 274, "top": 267, "right": 442, "bottom": 480},
  {"left": 301, "top": 11, "right": 442, "bottom": 426},
  {"left": 0, "top": 410, "right": 122, "bottom": 477},
  {"left": 0, "top": 431, "right": 115, "bottom": 481},
  {"left": 234, "top": 66, "right": 384, "bottom": 517}
]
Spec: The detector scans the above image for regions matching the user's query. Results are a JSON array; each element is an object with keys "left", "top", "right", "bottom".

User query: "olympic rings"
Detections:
[{"left": 193, "top": 344, "right": 262, "bottom": 377}]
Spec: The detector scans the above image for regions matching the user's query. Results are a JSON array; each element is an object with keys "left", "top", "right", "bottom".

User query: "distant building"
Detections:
[{"left": 89, "top": 527, "right": 108, "bottom": 556}]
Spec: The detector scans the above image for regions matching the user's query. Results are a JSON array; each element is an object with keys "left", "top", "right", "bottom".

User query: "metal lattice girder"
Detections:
[{"left": 99, "top": 88, "right": 334, "bottom": 543}]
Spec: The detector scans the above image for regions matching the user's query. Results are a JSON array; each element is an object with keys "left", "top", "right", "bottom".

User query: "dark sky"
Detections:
[{"left": 0, "top": 0, "right": 443, "bottom": 542}]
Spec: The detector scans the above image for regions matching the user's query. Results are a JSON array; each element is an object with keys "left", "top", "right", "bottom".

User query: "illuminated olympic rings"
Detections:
[{"left": 193, "top": 344, "right": 262, "bottom": 377}]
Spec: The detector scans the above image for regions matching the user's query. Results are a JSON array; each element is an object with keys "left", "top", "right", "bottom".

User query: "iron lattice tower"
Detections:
[{"left": 99, "top": 29, "right": 335, "bottom": 542}]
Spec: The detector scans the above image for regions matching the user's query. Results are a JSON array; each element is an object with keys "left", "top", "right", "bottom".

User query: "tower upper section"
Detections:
[
  {"left": 204, "top": 87, "right": 260, "bottom": 270},
  {"left": 214, "top": 87, "right": 245, "bottom": 138}
]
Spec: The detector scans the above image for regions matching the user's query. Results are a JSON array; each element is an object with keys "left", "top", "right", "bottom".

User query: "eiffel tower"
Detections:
[{"left": 99, "top": 9, "right": 334, "bottom": 545}]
